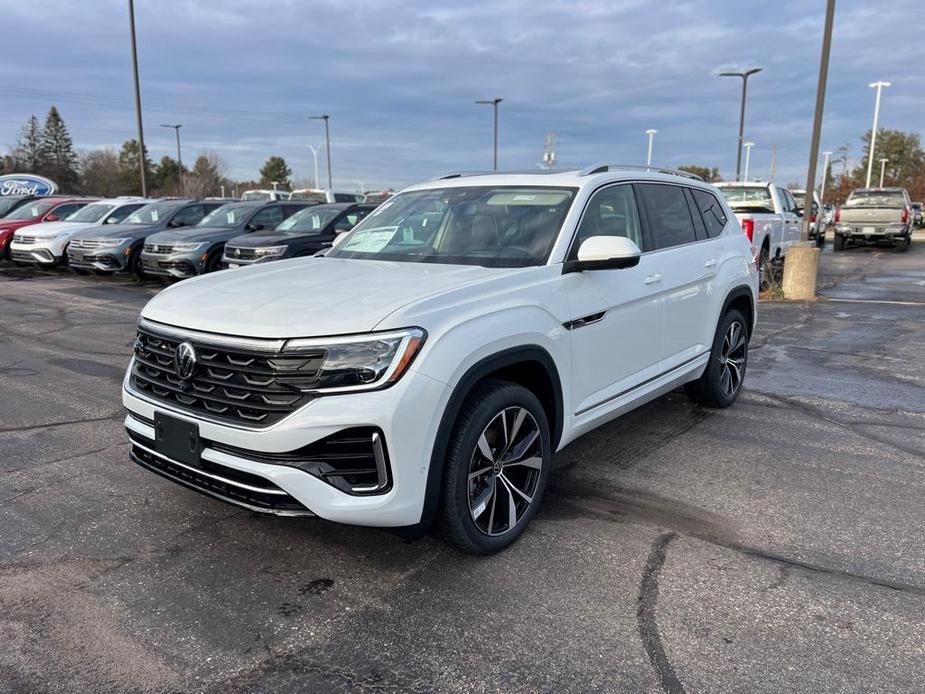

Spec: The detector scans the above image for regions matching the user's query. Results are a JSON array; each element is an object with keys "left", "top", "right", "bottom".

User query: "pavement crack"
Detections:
[
  {"left": 637, "top": 532, "right": 686, "bottom": 694},
  {"left": 0, "top": 412, "right": 123, "bottom": 434}
]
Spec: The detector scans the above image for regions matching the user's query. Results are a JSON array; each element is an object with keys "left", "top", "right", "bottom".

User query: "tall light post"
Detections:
[
  {"left": 310, "top": 115, "right": 332, "bottom": 189},
  {"left": 743, "top": 142, "right": 755, "bottom": 181},
  {"left": 719, "top": 67, "right": 762, "bottom": 181},
  {"left": 819, "top": 150, "right": 833, "bottom": 209},
  {"left": 160, "top": 124, "right": 183, "bottom": 196},
  {"left": 127, "top": 0, "right": 147, "bottom": 197},
  {"left": 475, "top": 97, "right": 503, "bottom": 170},
  {"left": 879, "top": 158, "right": 889, "bottom": 187},
  {"left": 307, "top": 144, "right": 321, "bottom": 189},
  {"left": 865, "top": 80, "right": 890, "bottom": 188},
  {"left": 645, "top": 129, "right": 657, "bottom": 166}
]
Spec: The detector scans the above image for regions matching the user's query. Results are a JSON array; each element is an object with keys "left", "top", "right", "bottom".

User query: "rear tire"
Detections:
[
  {"left": 896, "top": 236, "right": 910, "bottom": 252},
  {"left": 438, "top": 379, "right": 551, "bottom": 555},
  {"left": 684, "top": 308, "right": 748, "bottom": 409},
  {"left": 833, "top": 234, "right": 845, "bottom": 251},
  {"left": 757, "top": 246, "right": 770, "bottom": 291}
]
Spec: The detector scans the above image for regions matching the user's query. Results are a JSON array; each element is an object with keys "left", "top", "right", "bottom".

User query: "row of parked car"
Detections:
[{"left": 0, "top": 193, "right": 376, "bottom": 281}]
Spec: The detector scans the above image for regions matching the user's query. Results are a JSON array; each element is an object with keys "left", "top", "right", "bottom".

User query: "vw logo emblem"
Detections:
[
  {"left": 234, "top": 247, "right": 241, "bottom": 257},
  {"left": 175, "top": 341, "right": 197, "bottom": 380}
]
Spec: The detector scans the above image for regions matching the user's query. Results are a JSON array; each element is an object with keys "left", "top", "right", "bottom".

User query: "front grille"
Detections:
[
  {"left": 131, "top": 323, "right": 323, "bottom": 427},
  {"left": 144, "top": 242, "right": 175, "bottom": 254},
  {"left": 69, "top": 238, "right": 104, "bottom": 250},
  {"left": 225, "top": 246, "right": 259, "bottom": 261},
  {"left": 128, "top": 430, "right": 312, "bottom": 515},
  {"left": 16, "top": 235, "right": 37, "bottom": 245},
  {"left": 11, "top": 250, "right": 34, "bottom": 262}
]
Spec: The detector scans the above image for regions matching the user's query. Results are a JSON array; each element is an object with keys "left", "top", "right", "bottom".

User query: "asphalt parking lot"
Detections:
[{"left": 2, "top": 238, "right": 924, "bottom": 694}]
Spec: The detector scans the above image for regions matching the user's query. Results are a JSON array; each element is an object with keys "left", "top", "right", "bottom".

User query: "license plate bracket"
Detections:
[{"left": 154, "top": 411, "right": 202, "bottom": 467}]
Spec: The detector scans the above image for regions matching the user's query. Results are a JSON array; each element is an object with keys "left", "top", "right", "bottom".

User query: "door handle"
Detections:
[
  {"left": 644, "top": 274, "right": 662, "bottom": 285},
  {"left": 704, "top": 259, "right": 718, "bottom": 268}
]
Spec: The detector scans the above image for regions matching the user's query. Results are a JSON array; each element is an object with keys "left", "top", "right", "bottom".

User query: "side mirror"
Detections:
[
  {"left": 44, "top": 214, "right": 58, "bottom": 222},
  {"left": 167, "top": 220, "right": 187, "bottom": 228},
  {"left": 565, "top": 236, "right": 641, "bottom": 273},
  {"left": 245, "top": 222, "right": 264, "bottom": 232}
]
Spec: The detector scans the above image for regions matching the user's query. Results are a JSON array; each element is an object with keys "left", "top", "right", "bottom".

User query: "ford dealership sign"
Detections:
[{"left": 0, "top": 173, "right": 58, "bottom": 196}]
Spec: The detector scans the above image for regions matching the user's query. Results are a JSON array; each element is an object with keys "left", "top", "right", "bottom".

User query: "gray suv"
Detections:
[
  {"left": 68, "top": 200, "right": 224, "bottom": 276},
  {"left": 140, "top": 201, "right": 313, "bottom": 279}
]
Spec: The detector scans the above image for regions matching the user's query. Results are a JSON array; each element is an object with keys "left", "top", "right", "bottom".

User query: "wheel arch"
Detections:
[
  {"left": 418, "top": 345, "right": 563, "bottom": 529},
  {"left": 721, "top": 285, "right": 756, "bottom": 339}
]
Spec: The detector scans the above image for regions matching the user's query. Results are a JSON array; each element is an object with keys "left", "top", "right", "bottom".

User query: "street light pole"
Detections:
[
  {"left": 476, "top": 98, "right": 503, "bottom": 170},
  {"left": 160, "top": 124, "right": 183, "bottom": 196},
  {"left": 865, "top": 80, "right": 891, "bottom": 188},
  {"left": 307, "top": 144, "right": 321, "bottom": 189},
  {"left": 127, "top": 0, "right": 147, "bottom": 197},
  {"left": 743, "top": 142, "right": 755, "bottom": 182},
  {"left": 879, "top": 158, "right": 888, "bottom": 187},
  {"left": 645, "top": 129, "right": 657, "bottom": 166},
  {"left": 720, "top": 67, "right": 762, "bottom": 181},
  {"left": 310, "top": 115, "right": 332, "bottom": 189}
]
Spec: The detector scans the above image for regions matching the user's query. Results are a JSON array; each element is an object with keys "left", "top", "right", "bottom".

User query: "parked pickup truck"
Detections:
[
  {"left": 834, "top": 187, "right": 912, "bottom": 252},
  {"left": 789, "top": 188, "right": 825, "bottom": 246},
  {"left": 714, "top": 182, "right": 802, "bottom": 281}
]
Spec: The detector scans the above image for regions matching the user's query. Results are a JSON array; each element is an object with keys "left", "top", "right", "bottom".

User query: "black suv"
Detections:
[{"left": 222, "top": 203, "right": 375, "bottom": 268}]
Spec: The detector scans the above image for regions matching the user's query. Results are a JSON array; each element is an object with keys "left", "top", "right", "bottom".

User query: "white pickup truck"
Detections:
[{"left": 714, "top": 182, "right": 802, "bottom": 280}]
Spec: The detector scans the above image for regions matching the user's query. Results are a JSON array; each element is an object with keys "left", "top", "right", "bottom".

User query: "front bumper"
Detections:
[
  {"left": 122, "top": 361, "right": 450, "bottom": 527},
  {"left": 68, "top": 244, "right": 132, "bottom": 272},
  {"left": 9, "top": 238, "right": 65, "bottom": 265},
  {"left": 141, "top": 250, "right": 204, "bottom": 278}
]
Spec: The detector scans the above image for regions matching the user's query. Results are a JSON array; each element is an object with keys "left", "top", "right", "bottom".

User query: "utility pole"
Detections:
[
  {"left": 879, "top": 158, "right": 888, "bottom": 187},
  {"left": 743, "top": 142, "right": 755, "bottom": 182},
  {"left": 645, "top": 129, "right": 657, "bottom": 166},
  {"left": 720, "top": 67, "right": 762, "bottom": 181},
  {"left": 865, "top": 80, "right": 890, "bottom": 188},
  {"left": 160, "top": 124, "right": 183, "bottom": 196},
  {"left": 308, "top": 144, "right": 321, "bottom": 189},
  {"left": 127, "top": 0, "right": 147, "bottom": 197},
  {"left": 799, "top": 0, "right": 835, "bottom": 243},
  {"left": 310, "top": 115, "right": 332, "bottom": 189},
  {"left": 476, "top": 98, "right": 503, "bottom": 170},
  {"left": 769, "top": 144, "right": 777, "bottom": 181}
]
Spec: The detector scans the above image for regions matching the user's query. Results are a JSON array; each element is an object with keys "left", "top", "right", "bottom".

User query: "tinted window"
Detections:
[
  {"left": 334, "top": 193, "right": 361, "bottom": 203},
  {"left": 50, "top": 203, "right": 84, "bottom": 219},
  {"left": 106, "top": 203, "right": 144, "bottom": 224},
  {"left": 637, "top": 184, "right": 698, "bottom": 250},
  {"left": 572, "top": 184, "right": 643, "bottom": 256},
  {"left": 171, "top": 205, "right": 205, "bottom": 227},
  {"left": 683, "top": 189, "right": 708, "bottom": 240},
  {"left": 344, "top": 208, "right": 372, "bottom": 226},
  {"left": 691, "top": 189, "right": 728, "bottom": 238}
]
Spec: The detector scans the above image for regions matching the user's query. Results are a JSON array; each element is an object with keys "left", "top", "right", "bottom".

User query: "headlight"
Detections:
[
  {"left": 254, "top": 245, "right": 288, "bottom": 258},
  {"left": 170, "top": 242, "right": 207, "bottom": 252},
  {"left": 95, "top": 237, "right": 131, "bottom": 247},
  {"left": 283, "top": 328, "right": 426, "bottom": 392}
]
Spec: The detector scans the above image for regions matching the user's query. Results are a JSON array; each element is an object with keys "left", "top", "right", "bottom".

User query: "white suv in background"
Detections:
[
  {"left": 10, "top": 197, "right": 146, "bottom": 267},
  {"left": 123, "top": 165, "right": 757, "bottom": 554}
]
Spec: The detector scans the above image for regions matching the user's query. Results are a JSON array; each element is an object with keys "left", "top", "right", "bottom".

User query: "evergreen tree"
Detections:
[
  {"left": 259, "top": 156, "right": 292, "bottom": 188},
  {"left": 13, "top": 115, "right": 48, "bottom": 173},
  {"left": 40, "top": 106, "right": 79, "bottom": 191},
  {"left": 117, "top": 139, "right": 154, "bottom": 196}
]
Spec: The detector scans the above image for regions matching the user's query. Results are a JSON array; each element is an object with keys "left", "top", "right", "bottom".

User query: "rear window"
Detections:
[
  {"left": 691, "top": 189, "right": 727, "bottom": 237},
  {"left": 844, "top": 190, "right": 907, "bottom": 208},
  {"left": 637, "top": 184, "right": 698, "bottom": 250},
  {"left": 718, "top": 186, "right": 775, "bottom": 213}
]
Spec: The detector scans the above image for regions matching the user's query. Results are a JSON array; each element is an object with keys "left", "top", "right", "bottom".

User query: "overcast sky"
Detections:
[{"left": 0, "top": 0, "right": 922, "bottom": 190}]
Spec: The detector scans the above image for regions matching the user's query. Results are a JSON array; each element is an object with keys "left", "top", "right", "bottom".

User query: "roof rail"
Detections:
[
  {"left": 578, "top": 162, "right": 704, "bottom": 181},
  {"left": 433, "top": 169, "right": 568, "bottom": 181}
]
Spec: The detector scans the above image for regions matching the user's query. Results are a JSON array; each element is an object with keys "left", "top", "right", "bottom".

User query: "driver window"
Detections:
[{"left": 571, "top": 184, "right": 643, "bottom": 258}]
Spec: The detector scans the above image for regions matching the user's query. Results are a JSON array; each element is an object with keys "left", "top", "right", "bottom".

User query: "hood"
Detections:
[
  {"left": 71, "top": 221, "right": 160, "bottom": 241},
  {"left": 13, "top": 220, "right": 90, "bottom": 238},
  {"left": 0, "top": 218, "right": 44, "bottom": 232},
  {"left": 141, "top": 257, "right": 509, "bottom": 338},
  {"left": 226, "top": 230, "right": 305, "bottom": 248},
  {"left": 146, "top": 226, "right": 242, "bottom": 245}
]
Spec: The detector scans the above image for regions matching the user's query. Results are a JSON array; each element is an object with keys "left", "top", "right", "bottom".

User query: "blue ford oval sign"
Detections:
[{"left": 0, "top": 173, "right": 58, "bottom": 196}]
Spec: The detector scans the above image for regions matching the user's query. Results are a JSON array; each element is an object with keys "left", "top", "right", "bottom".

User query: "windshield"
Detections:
[
  {"left": 289, "top": 190, "right": 327, "bottom": 203},
  {"left": 329, "top": 186, "right": 577, "bottom": 268},
  {"left": 242, "top": 191, "right": 272, "bottom": 201},
  {"left": 277, "top": 206, "right": 341, "bottom": 233},
  {"left": 126, "top": 202, "right": 182, "bottom": 224},
  {"left": 0, "top": 197, "right": 29, "bottom": 217},
  {"left": 66, "top": 203, "right": 115, "bottom": 223},
  {"left": 844, "top": 190, "right": 907, "bottom": 208},
  {"left": 718, "top": 186, "right": 775, "bottom": 213},
  {"left": 6, "top": 201, "right": 53, "bottom": 220},
  {"left": 198, "top": 203, "right": 254, "bottom": 228}
]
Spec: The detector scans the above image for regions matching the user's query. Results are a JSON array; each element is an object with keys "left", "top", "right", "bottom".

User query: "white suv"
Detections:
[{"left": 123, "top": 165, "right": 757, "bottom": 554}]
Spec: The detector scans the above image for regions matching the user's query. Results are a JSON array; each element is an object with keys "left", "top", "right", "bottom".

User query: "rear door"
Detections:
[
  {"left": 563, "top": 183, "right": 665, "bottom": 418},
  {"left": 636, "top": 182, "right": 717, "bottom": 369}
]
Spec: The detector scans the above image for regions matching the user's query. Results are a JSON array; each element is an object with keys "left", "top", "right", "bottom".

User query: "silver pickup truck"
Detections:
[{"left": 834, "top": 187, "right": 912, "bottom": 252}]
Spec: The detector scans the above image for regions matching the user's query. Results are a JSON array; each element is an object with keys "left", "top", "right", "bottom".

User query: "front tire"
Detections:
[
  {"left": 438, "top": 380, "right": 551, "bottom": 555},
  {"left": 685, "top": 308, "right": 748, "bottom": 408},
  {"left": 129, "top": 248, "right": 147, "bottom": 280}
]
